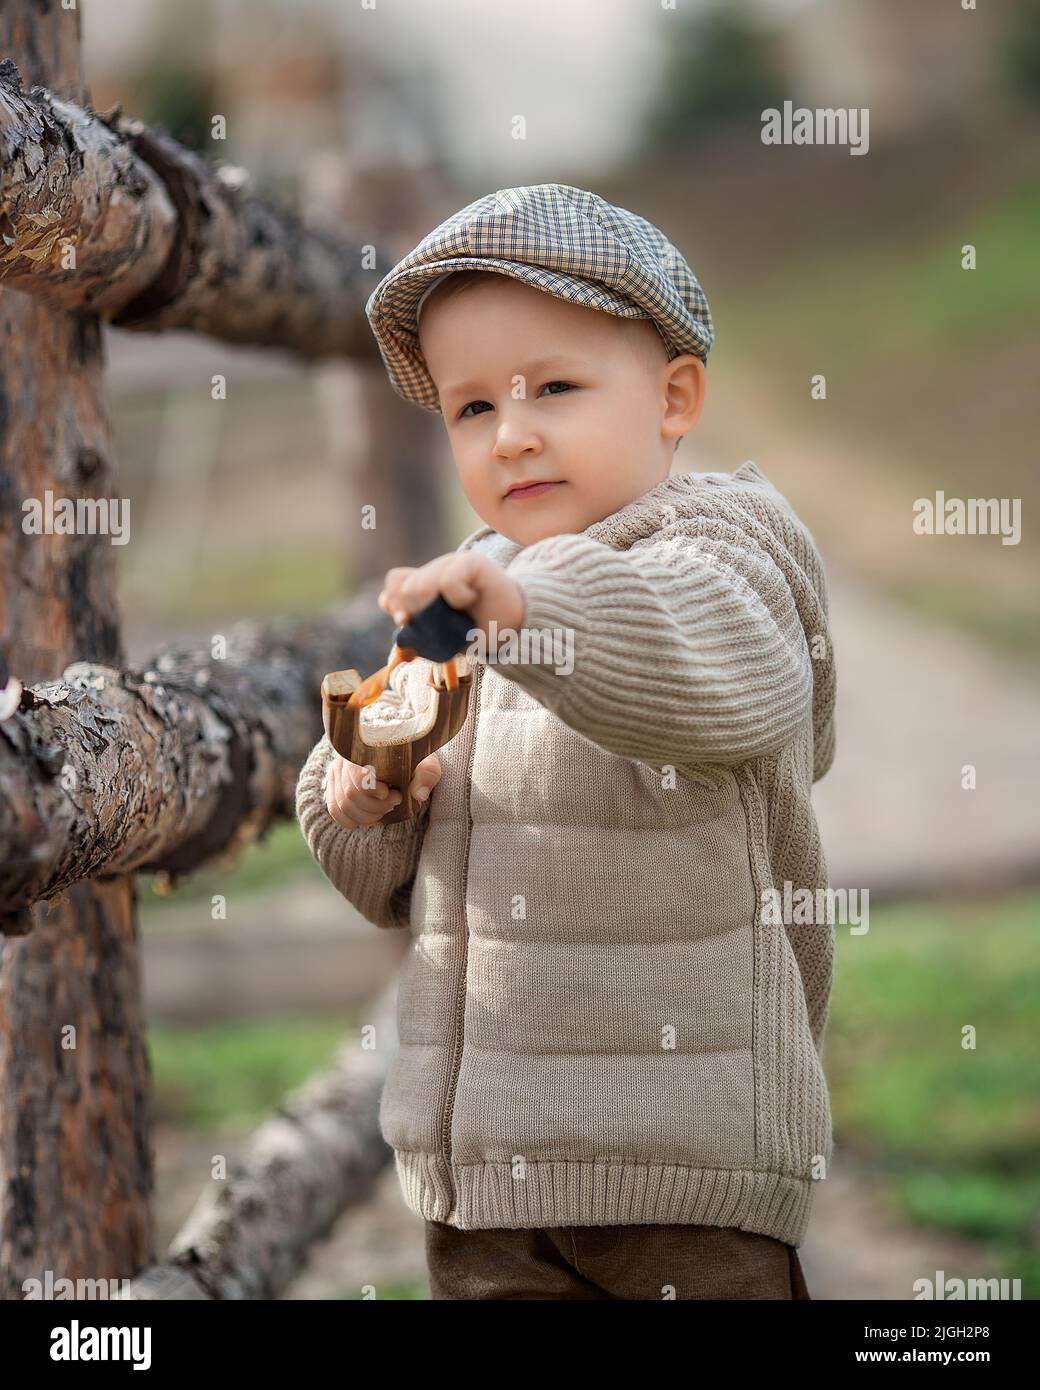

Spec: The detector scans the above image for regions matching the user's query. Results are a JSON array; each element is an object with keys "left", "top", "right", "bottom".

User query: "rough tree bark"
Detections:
[
  {"left": 0, "top": 57, "right": 392, "bottom": 358},
  {"left": 0, "top": 0, "right": 152, "bottom": 1298},
  {"left": 0, "top": 594, "right": 391, "bottom": 924}
]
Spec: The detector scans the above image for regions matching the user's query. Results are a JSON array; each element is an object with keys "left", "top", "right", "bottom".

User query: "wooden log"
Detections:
[
  {"left": 0, "top": 0, "right": 153, "bottom": 1300},
  {"left": 117, "top": 986, "right": 399, "bottom": 1300},
  {"left": 0, "top": 589, "right": 395, "bottom": 925},
  {"left": 0, "top": 57, "right": 177, "bottom": 315},
  {"left": 0, "top": 59, "right": 393, "bottom": 359}
]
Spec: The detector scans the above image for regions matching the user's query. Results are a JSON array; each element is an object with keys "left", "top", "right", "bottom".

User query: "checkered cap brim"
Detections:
[{"left": 365, "top": 183, "right": 714, "bottom": 414}]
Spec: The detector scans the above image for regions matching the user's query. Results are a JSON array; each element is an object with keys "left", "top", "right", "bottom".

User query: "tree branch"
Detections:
[
  {"left": 118, "top": 985, "right": 399, "bottom": 1300},
  {"left": 0, "top": 58, "right": 391, "bottom": 359},
  {"left": 0, "top": 584, "right": 395, "bottom": 926}
]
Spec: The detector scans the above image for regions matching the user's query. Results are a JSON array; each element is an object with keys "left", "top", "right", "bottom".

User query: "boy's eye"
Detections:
[{"left": 457, "top": 381, "right": 574, "bottom": 420}]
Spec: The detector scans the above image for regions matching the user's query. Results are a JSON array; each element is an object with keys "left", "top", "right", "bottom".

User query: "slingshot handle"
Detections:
[{"left": 320, "top": 664, "right": 473, "bottom": 823}]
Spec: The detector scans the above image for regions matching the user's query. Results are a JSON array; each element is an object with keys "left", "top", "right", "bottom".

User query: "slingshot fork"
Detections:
[{"left": 320, "top": 595, "right": 476, "bottom": 824}]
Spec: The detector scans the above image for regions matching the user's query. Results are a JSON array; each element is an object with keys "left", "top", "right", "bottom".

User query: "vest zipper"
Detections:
[{"left": 439, "top": 662, "right": 484, "bottom": 1212}]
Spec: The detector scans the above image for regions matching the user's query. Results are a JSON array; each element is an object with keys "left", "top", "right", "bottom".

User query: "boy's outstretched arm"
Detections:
[
  {"left": 494, "top": 526, "right": 814, "bottom": 775},
  {"left": 295, "top": 733, "right": 430, "bottom": 930}
]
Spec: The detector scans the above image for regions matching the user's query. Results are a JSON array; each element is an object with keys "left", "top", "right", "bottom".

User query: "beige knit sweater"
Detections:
[{"left": 296, "top": 461, "right": 837, "bottom": 1246}]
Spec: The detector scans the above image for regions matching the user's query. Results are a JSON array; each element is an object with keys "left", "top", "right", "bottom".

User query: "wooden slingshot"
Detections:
[{"left": 320, "top": 595, "right": 476, "bottom": 824}]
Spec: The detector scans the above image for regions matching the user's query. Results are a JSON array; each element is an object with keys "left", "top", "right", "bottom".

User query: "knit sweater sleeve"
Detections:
[
  {"left": 495, "top": 528, "right": 813, "bottom": 772},
  {"left": 295, "top": 732, "right": 430, "bottom": 931}
]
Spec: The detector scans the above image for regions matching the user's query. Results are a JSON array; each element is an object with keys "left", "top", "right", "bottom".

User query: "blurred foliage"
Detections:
[
  {"left": 722, "top": 180, "right": 1040, "bottom": 382},
  {"left": 881, "top": 577, "right": 1040, "bottom": 666},
  {"left": 148, "top": 1011, "right": 358, "bottom": 1127},
  {"left": 828, "top": 888, "right": 1040, "bottom": 1296},
  {"left": 131, "top": 53, "right": 216, "bottom": 152},
  {"left": 719, "top": 176, "right": 1040, "bottom": 659},
  {"left": 643, "top": 3, "right": 788, "bottom": 147},
  {"left": 1002, "top": 0, "right": 1040, "bottom": 108},
  {"left": 336, "top": 1280, "right": 428, "bottom": 1301},
  {"left": 120, "top": 540, "right": 346, "bottom": 623},
  {"left": 304, "top": 1278, "right": 428, "bottom": 1300},
  {"left": 138, "top": 819, "right": 317, "bottom": 922}
]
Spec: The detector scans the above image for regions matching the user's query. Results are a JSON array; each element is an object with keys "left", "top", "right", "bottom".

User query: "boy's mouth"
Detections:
[{"left": 504, "top": 480, "right": 562, "bottom": 500}]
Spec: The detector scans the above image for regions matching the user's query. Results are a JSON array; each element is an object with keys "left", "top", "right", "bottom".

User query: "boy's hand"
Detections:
[
  {"left": 378, "top": 552, "right": 525, "bottom": 641},
  {"left": 326, "top": 752, "right": 442, "bottom": 829}
]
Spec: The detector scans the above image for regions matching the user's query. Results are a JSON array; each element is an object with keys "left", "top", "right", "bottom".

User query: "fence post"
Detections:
[{"left": 0, "top": 1, "right": 155, "bottom": 1295}]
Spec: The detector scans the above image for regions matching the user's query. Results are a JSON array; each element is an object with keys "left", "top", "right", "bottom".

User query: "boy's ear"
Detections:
[{"left": 662, "top": 355, "right": 706, "bottom": 443}]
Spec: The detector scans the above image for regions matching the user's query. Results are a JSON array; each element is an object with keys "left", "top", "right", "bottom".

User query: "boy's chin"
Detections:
[
  {"left": 497, "top": 513, "right": 572, "bottom": 546},
  {"left": 491, "top": 492, "right": 581, "bottom": 544}
]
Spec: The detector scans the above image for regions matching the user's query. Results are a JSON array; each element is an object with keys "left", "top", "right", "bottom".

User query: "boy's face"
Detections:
[{"left": 417, "top": 275, "right": 705, "bottom": 546}]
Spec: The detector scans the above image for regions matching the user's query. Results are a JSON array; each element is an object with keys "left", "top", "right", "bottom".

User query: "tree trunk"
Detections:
[
  {"left": 0, "top": 596, "right": 393, "bottom": 920},
  {"left": 0, "top": 0, "right": 153, "bottom": 1299},
  {"left": 0, "top": 59, "right": 393, "bottom": 359},
  {"left": 323, "top": 161, "right": 450, "bottom": 584}
]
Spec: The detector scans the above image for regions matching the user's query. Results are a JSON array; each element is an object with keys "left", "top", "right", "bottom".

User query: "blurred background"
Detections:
[{"left": 74, "top": 0, "right": 1040, "bottom": 1298}]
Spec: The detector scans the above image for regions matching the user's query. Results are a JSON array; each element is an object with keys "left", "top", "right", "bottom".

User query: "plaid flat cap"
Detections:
[{"left": 364, "top": 183, "right": 713, "bottom": 414}]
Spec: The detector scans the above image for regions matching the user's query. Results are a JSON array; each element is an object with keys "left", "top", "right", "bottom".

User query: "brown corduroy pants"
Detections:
[{"left": 424, "top": 1220, "right": 811, "bottom": 1301}]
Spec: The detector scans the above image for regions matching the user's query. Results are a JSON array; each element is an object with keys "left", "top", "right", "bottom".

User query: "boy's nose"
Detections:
[{"left": 491, "top": 419, "right": 541, "bottom": 459}]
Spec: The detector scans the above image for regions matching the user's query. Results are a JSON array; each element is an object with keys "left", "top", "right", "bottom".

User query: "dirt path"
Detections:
[
  {"left": 813, "top": 575, "right": 1040, "bottom": 895},
  {"left": 800, "top": 1149, "right": 1006, "bottom": 1301},
  {"left": 692, "top": 354, "right": 1040, "bottom": 896}
]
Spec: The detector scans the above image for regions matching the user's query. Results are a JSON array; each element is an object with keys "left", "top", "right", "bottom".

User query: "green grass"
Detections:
[
  {"left": 120, "top": 541, "right": 348, "bottom": 623},
  {"left": 719, "top": 178, "right": 1040, "bottom": 506},
  {"left": 148, "top": 1011, "right": 360, "bottom": 1128},
  {"left": 827, "top": 889, "right": 1040, "bottom": 1296},
  {"left": 720, "top": 177, "right": 1040, "bottom": 664},
  {"left": 880, "top": 576, "right": 1040, "bottom": 665},
  {"left": 324, "top": 1280, "right": 429, "bottom": 1301},
  {"left": 723, "top": 180, "right": 1040, "bottom": 376},
  {"left": 138, "top": 818, "right": 318, "bottom": 921}
]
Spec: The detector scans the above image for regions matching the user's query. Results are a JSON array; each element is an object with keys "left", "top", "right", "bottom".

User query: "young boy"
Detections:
[{"left": 295, "top": 184, "right": 837, "bottom": 1300}]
